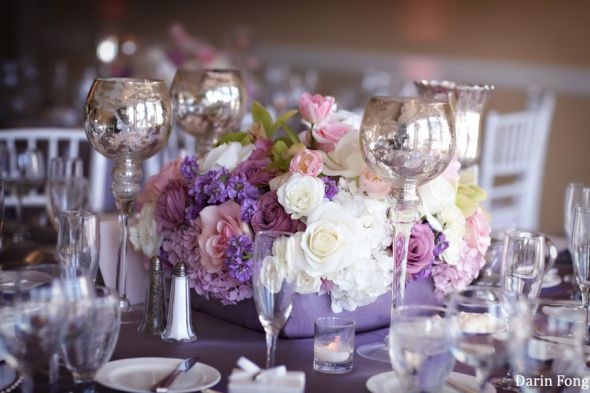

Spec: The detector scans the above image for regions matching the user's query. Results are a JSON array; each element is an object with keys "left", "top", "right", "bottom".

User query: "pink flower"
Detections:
[
  {"left": 251, "top": 191, "right": 306, "bottom": 233},
  {"left": 432, "top": 263, "right": 472, "bottom": 296},
  {"left": 197, "top": 200, "right": 251, "bottom": 274},
  {"left": 465, "top": 208, "right": 491, "bottom": 255},
  {"left": 155, "top": 180, "right": 188, "bottom": 232},
  {"left": 298, "top": 92, "right": 335, "bottom": 124},
  {"left": 138, "top": 158, "right": 183, "bottom": 208},
  {"left": 312, "top": 120, "right": 350, "bottom": 152},
  {"left": 442, "top": 159, "right": 461, "bottom": 183},
  {"left": 404, "top": 222, "right": 435, "bottom": 275},
  {"left": 289, "top": 149, "right": 323, "bottom": 177},
  {"left": 359, "top": 168, "right": 392, "bottom": 198}
]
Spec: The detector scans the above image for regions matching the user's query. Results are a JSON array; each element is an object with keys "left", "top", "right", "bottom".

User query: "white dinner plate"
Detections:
[
  {"left": 366, "top": 370, "right": 496, "bottom": 393},
  {"left": 95, "top": 357, "right": 221, "bottom": 393}
]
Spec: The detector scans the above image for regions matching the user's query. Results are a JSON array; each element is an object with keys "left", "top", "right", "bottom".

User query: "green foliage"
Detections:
[
  {"left": 216, "top": 132, "right": 252, "bottom": 146},
  {"left": 456, "top": 183, "right": 488, "bottom": 217}
]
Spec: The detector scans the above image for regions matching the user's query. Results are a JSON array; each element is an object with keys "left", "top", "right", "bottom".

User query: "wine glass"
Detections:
[
  {"left": 571, "top": 206, "right": 590, "bottom": 343},
  {"left": 0, "top": 149, "right": 45, "bottom": 244},
  {"left": 84, "top": 77, "right": 172, "bottom": 319},
  {"left": 252, "top": 230, "right": 295, "bottom": 369},
  {"left": 508, "top": 299, "right": 586, "bottom": 393},
  {"left": 388, "top": 305, "right": 456, "bottom": 392},
  {"left": 45, "top": 157, "right": 87, "bottom": 230},
  {"left": 57, "top": 210, "right": 101, "bottom": 281},
  {"left": 501, "top": 230, "right": 557, "bottom": 300},
  {"left": 0, "top": 180, "right": 4, "bottom": 250},
  {"left": 62, "top": 286, "right": 121, "bottom": 388},
  {"left": 448, "top": 286, "right": 513, "bottom": 393},
  {"left": 170, "top": 68, "right": 246, "bottom": 157},
  {"left": 357, "top": 96, "right": 455, "bottom": 362}
]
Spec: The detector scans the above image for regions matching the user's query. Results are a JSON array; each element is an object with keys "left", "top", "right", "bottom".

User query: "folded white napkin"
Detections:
[{"left": 228, "top": 357, "right": 305, "bottom": 393}]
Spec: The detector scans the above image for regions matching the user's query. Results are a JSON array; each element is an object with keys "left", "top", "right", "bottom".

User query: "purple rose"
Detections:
[
  {"left": 155, "top": 180, "right": 189, "bottom": 232},
  {"left": 233, "top": 158, "right": 276, "bottom": 187},
  {"left": 406, "top": 222, "right": 435, "bottom": 274},
  {"left": 251, "top": 191, "right": 306, "bottom": 233}
]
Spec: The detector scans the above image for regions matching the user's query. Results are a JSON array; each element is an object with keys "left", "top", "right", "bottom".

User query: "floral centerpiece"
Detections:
[{"left": 130, "top": 92, "right": 491, "bottom": 314}]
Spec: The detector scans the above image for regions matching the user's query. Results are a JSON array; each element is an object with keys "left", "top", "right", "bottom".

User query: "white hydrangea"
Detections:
[{"left": 129, "top": 202, "right": 162, "bottom": 257}]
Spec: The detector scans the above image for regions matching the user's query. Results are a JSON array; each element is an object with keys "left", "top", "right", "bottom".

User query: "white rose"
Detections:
[
  {"left": 442, "top": 230, "right": 464, "bottom": 265},
  {"left": 294, "top": 270, "right": 322, "bottom": 294},
  {"left": 129, "top": 202, "right": 162, "bottom": 257},
  {"left": 299, "top": 202, "right": 369, "bottom": 277},
  {"left": 440, "top": 203, "right": 466, "bottom": 235},
  {"left": 277, "top": 173, "right": 325, "bottom": 219},
  {"left": 320, "top": 128, "right": 366, "bottom": 178},
  {"left": 198, "top": 142, "right": 254, "bottom": 173},
  {"left": 418, "top": 176, "right": 457, "bottom": 231}
]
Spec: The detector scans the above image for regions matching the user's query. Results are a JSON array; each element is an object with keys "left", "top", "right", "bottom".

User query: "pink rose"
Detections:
[
  {"left": 359, "top": 168, "right": 392, "bottom": 198},
  {"left": 289, "top": 149, "right": 323, "bottom": 177},
  {"left": 197, "top": 201, "right": 251, "bottom": 274},
  {"left": 138, "top": 158, "right": 183, "bottom": 208},
  {"left": 442, "top": 159, "right": 461, "bottom": 182},
  {"left": 298, "top": 92, "right": 335, "bottom": 124},
  {"left": 404, "top": 222, "right": 435, "bottom": 275},
  {"left": 312, "top": 120, "right": 350, "bottom": 150},
  {"left": 465, "top": 208, "right": 491, "bottom": 255}
]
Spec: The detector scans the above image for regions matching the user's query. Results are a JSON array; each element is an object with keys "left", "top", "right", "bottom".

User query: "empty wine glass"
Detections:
[
  {"left": 571, "top": 207, "right": 590, "bottom": 343},
  {"left": 0, "top": 149, "right": 45, "bottom": 244},
  {"left": 170, "top": 68, "right": 246, "bottom": 157},
  {"left": 389, "top": 305, "right": 456, "bottom": 392},
  {"left": 62, "top": 286, "right": 121, "bottom": 388},
  {"left": 252, "top": 230, "right": 295, "bottom": 369},
  {"left": 448, "top": 286, "right": 513, "bottom": 393},
  {"left": 46, "top": 157, "right": 87, "bottom": 230},
  {"left": 564, "top": 183, "right": 587, "bottom": 248},
  {"left": 508, "top": 299, "right": 586, "bottom": 393},
  {"left": 501, "top": 230, "right": 557, "bottom": 300},
  {"left": 57, "top": 210, "right": 101, "bottom": 280}
]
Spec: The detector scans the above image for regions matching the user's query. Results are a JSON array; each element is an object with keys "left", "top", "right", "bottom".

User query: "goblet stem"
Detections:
[
  {"left": 265, "top": 332, "right": 278, "bottom": 369},
  {"left": 581, "top": 286, "right": 590, "bottom": 343},
  {"left": 475, "top": 367, "right": 491, "bottom": 393},
  {"left": 195, "top": 134, "right": 216, "bottom": 159},
  {"left": 12, "top": 189, "right": 24, "bottom": 243},
  {"left": 116, "top": 211, "right": 131, "bottom": 311}
]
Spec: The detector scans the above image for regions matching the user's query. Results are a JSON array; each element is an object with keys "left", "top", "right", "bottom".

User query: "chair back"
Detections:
[{"left": 479, "top": 90, "right": 555, "bottom": 231}]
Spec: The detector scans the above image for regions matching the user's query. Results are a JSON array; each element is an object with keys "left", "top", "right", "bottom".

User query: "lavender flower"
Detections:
[
  {"left": 225, "top": 234, "right": 253, "bottom": 283},
  {"left": 240, "top": 198, "right": 258, "bottom": 223},
  {"left": 433, "top": 232, "right": 449, "bottom": 259},
  {"left": 180, "top": 156, "right": 199, "bottom": 183},
  {"left": 321, "top": 176, "right": 338, "bottom": 200},
  {"left": 226, "top": 173, "right": 259, "bottom": 203}
]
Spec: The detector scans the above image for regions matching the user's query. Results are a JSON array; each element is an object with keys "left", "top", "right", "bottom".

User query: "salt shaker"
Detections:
[
  {"left": 138, "top": 256, "right": 166, "bottom": 335},
  {"left": 161, "top": 261, "right": 197, "bottom": 342}
]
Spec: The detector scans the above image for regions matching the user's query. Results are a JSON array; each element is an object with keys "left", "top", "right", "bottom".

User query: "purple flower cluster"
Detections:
[
  {"left": 188, "top": 166, "right": 258, "bottom": 214},
  {"left": 225, "top": 234, "right": 253, "bottom": 283},
  {"left": 320, "top": 176, "right": 338, "bottom": 200},
  {"left": 180, "top": 156, "right": 200, "bottom": 182},
  {"left": 433, "top": 232, "right": 449, "bottom": 259}
]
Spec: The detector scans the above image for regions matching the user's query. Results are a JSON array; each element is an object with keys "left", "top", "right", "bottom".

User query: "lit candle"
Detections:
[{"left": 314, "top": 336, "right": 351, "bottom": 363}]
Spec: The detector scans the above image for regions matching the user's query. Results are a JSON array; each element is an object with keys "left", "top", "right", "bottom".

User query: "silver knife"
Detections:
[{"left": 150, "top": 357, "right": 200, "bottom": 393}]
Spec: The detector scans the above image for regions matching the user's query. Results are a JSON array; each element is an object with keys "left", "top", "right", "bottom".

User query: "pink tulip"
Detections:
[
  {"left": 464, "top": 208, "right": 491, "bottom": 255},
  {"left": 289, "top": 148, "right": 323, "bottom": 177},
  {"left": 442, "top": 159, "right": 461, "bottom": 182},
  {"left": 312, "top": 120, "right": 350, "bottom": 151},
  {"left": 359, "top": 168, "right": 392, "bottom": 198},
  {"left": 298, "top": 92, "right": 335, "bottom": 124}
]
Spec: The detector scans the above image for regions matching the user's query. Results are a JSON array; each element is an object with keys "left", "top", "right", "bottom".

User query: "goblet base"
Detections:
[{"left": 356, "top": 342, "right": 390, "bottom": 363}]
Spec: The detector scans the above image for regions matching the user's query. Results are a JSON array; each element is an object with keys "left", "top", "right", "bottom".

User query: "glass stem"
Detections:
[
  {"left": 582, "top": 287, "right": 590, "bottom": 343},
  {"left": 116, "top": 211, "right": 131, "bottom": 311},
  {"left": 265, "top": 332, "right": 277, "bottom": 369},
  {"left": 13, "top": 189, "right": 24, "bottom": 243},
  {"left": 475, "top": 367, "right": 491, "bottom": 393},
  {"left": 20, "top": 374, "right": 34, "bottom": 393}
]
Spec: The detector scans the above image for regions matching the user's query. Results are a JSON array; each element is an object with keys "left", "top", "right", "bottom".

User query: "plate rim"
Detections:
[
  {"left": 0, "top": 362, "right": 21, "bottom": 393},
  {"left": 366, "top": 370, "right": 496, "bottom": 393},
  {"left": 95, "top": 357, "right": 221, "bottom": 393}
]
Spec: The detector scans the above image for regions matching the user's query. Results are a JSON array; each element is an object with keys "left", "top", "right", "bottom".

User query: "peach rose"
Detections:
[
  {"left": 197, "top": 200, "right": 251, "bottom": 273},
  {"left": 359, "top": 168, "right": 392, "bottom": 198},
  {"left": 289, "top": 149, "right": 323, "bottom": 177}
]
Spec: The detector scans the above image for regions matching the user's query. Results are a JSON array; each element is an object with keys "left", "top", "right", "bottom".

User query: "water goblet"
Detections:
[
  {"left": 170, "top": 68, "right": 246, "bottom": 157},
  {"left": 501, "top": 230, "right": 557, "bottom": 300},
  {"left": 389, "top": 305, "right": 456, "bottom": 392},
  {"left": 564, "top": 183, "right": 589, "bottom": 248},
  {"left": 84, "top": 77, "right": 172, "bottom": 319},
  {"left": 252, "top": 230, "right": 296, "bottom": 369},
  {"left": 571, "top": 207, "right": 590, "bottom": 343},
  {"left": 57, "top": 210, "right": 101, "bottom": 281},
  {"left": 448, "top": 286, "right": 513, "bottom": 393},
  {"left": 508, "top": 299, "right": 586, "bottom": 393},
  {"left": 0, "top": 149, "right": 45, "bottom": 244},
  {"left": 46, "top": 157, "right": 87, "bottom": 230},
  {"left": 356, "top": 96, "right": 455, "bottom": 362},
  {"left": 62, "top": 286, "right": 121, "bottom": 388}
]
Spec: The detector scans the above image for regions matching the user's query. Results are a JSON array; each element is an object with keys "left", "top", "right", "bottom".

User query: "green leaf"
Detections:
[
  {"left": 216, "top": 132, "right": 252, "bottom": 146},
  {"left": 282, "top": 124, "right": 301, "bottom": 145},
  {"left": 271, "top": 140, "right": 288, "bottom": 160},
  {"left": 251, "top": 101, "right": 274, "bottom": 138},
  {"left": 272, "top": 109, "right": 298, "bottom": 132}
]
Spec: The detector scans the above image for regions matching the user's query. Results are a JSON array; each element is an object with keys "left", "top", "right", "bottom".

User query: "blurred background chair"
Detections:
[
  {"left": 479, "top": 89, "right": 556, "bottom": 231},
  {"left": 0, "top": 128, "right": 110, "bottom": 212}
]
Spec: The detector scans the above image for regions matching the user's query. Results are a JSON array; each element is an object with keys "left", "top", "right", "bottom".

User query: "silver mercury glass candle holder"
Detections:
[{"left": 84, "top": 78, "right": 172, "bottom": 317}]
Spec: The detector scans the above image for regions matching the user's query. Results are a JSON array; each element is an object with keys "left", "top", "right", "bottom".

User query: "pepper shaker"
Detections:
[
  {"left": 161, "top": 261, "right": 197, "bottom": 342},
  {"left": 138, "top": 256, "right": 167, "bottom": 335}
]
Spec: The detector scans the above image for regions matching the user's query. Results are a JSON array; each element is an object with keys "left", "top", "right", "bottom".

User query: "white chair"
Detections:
[
  {"left": 479, "top": 90, "right": 556, "bottom": 231},
  {"left": 0, "top": 128, "right": 110, "bottom": 212}
]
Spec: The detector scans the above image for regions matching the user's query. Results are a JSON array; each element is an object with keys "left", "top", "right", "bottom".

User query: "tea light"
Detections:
[{"left": 313, "top": 337, "right": 351, "bottom": 363}]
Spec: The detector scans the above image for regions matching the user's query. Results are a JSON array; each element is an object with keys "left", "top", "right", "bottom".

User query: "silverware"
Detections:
[{"left": 151, "top": 356, "right": 200, "bottom": 393}]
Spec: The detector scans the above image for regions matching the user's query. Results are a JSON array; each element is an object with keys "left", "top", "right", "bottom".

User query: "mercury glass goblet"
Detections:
[
  {"left": 170, "top": 68, "right": 246, "bottom": 157},
  {"left": 415, "top": 80, "right": 493, "bottom": 180},
  {"left": 357, "top": 96, "right": 455, "bottom": 362},
  {"left": 84, "top": 78, "right": 172, "bottom": 317}
]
